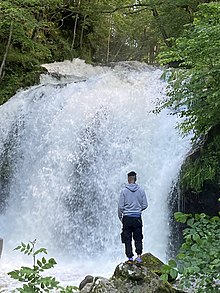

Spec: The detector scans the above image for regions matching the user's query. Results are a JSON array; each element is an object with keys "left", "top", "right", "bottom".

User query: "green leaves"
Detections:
[
  {"left": 36, "top": 257, "right": 57, "bottom": 270},
  {"left": 0, "top": 0, "right": 74, "bottom": 103},
  {"left": 14, "top": 241, "right": 34, "bottom": 255},
  {"left": 158, "top": 2, "right": 220, "bottom": 191},
  {"left": 8, "top": 270, "right": 20, "bottom": 280},
  {"left": 34, "top": 248, "right": 47, "bottom": 256},
  {"left": 168, "top": 259, "right": 177, "bottom": 268},
  {"left": 8, "top": 240, "right": 78, "bottom": 292},
  {"left": 0, "top": 0, "right": 213, "bottom": 104},
  {"left": 160, "top": 261, "right": 178, "bottom": 283},
  {"left": 161, "top": 212, "right": 220, "bottom": 292},
  {"left": 174, "top": 211, "right": 190, "bottom": 223}
]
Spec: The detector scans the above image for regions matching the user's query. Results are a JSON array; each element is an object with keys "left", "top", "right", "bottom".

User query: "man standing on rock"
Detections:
[{"left": 118, "top": 171, "right": 148, "bottom": 263}]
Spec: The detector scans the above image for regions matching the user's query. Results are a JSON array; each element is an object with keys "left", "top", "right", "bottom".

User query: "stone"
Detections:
[
  {"left": 112, "top": 261, "right": 180, "bottom": 293},
  {"left": 80, "top": 276, "right": 117, "bottom": 293},
  {"left": 140, "top": 252, "right": 164, "bottom": 275},
  {"left": 79, "top": 275, "right": 94, "bottom": 290},
  {"left": 79, "top": 253, "right": 187, "bottom": 293}
]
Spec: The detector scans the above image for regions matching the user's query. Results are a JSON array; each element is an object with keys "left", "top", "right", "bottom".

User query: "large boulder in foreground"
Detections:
[{"left": 79, "top": 253, "right": 186, "bottom": 293}]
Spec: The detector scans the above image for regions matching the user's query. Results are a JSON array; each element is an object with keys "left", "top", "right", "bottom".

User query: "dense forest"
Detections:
[{"left": 0, "top": 0, "right": 215, "bottom": 103}]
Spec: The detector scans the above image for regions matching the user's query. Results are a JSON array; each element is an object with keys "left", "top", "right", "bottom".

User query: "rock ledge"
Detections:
[{"left": 79, "top": 253, "right": 186, "bottom": 293}]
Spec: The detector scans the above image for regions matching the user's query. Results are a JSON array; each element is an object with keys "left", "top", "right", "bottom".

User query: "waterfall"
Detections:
[{"left": 0, "top": 59, "right": 191, "bottom": 289}]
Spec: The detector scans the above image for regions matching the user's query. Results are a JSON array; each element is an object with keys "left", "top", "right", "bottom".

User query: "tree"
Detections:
[
  {"left": 0, "top": 20, "right": 13, "bottom": 82},
  {"left": 0, "top": 0, "right": 214, "bottom": 104},
  {"left": 0, "top": 0, "right": 73, "bottom": 104},
  {"left": 158, "top": 2, "right": 220, "bottom": 191}
]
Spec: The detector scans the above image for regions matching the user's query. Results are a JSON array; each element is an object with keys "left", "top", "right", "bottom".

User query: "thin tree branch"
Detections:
[
  {"left": 150, "top": 3, "right": 172, "bottom": 47},
  {"left": 80, "top": 14, "right": 87, "bottom": 49},
  {"left": 102, "top": 2, "right": 166, "bottom": 13},
  {"left": 101, "top": 1, "right": 193, "bottom": 14},
  {"left": 0, "top": 20, "right": 13, "bottom": 82},
  {"left": 106, "top": 15, "right": 112, "bottom": 63},
  {"left": 112, "top": 39, "right": 127, "bottom": 62},
  {"left": 103, "top": 3, "right": 151, "bottom": 13},
  {"left": 71, "top": 0, "right": 81, "bottom": 50}
]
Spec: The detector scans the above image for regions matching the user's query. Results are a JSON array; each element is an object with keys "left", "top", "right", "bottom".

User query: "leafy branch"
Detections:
[
  {"left": 161, "top": 211, "right": 220, "bottom": 292},
  {"left": 8, "top": 240, "right": 78, "bottom": 293}
]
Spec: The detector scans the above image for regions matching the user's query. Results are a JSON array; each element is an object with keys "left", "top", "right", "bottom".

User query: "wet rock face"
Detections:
[
  {"left": 79, "top": 253, "right": 186, "bottom": 293},
  {"left": 182, "top": 181, "right": 220, "bottom": 216}
]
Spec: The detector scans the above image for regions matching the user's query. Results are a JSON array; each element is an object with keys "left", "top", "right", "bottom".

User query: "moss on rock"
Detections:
[{"left": 79, "top": 253, "right": 187, "bottom": 293}]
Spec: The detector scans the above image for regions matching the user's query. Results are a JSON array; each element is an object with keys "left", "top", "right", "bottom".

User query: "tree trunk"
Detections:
[
  {"left": 112, "top": 40, "right": 125, "bottom": 62},
  {"left": 149, "top": 44, "right": 155, "bottom": 63},
  {"left": 106, "top": 15, "right": 112, "bottom": 63},
  {"left": 150, "top": 3, "right": 172, "bottom": 47},
  {"left": 80, "top": 14, "right": 87, "bottom": 49},
  {"left": 0, "top": 20, "right": 13, "bottom": 82},
  {"left": 71, "top": 0, "right": 81, "bottom": 50}
]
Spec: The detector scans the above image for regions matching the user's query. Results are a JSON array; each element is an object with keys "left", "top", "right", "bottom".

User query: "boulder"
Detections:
[
  {"left": 79, "top": 275, "right": 94, "bottom": 290},
  {"left": 80, "top": 276, "right": 117, "bottom": 293},
  {"left": 79, "top": 253, "right": 186, "bottom": 293}
]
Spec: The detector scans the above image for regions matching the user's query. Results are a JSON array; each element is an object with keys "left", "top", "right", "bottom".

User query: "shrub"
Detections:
[
  {"left": 161, "top": 211, "right": 220, "bottom": 292},
  {"left": 8, "top": 240, "right": 78, "bottom": 293}
]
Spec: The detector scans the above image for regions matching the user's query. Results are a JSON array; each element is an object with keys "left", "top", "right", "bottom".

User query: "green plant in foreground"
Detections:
[
  {"left": 8, "top": 240, "right": 78, "bottom": 293},
  {"left": 161, "top": 210, "right": 220, "bottom": 292}
]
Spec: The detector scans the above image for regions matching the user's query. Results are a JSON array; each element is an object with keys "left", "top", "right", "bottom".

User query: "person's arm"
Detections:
[
  {"left": 141, "top": 190, "right": 148, "bottom": 211},
  {"left": 118, "top": 190, "right": 125, "bottom": 221}
]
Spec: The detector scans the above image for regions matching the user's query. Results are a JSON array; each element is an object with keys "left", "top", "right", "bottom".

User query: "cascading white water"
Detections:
[{"left": 0, "top": 59, "right": 191, "bottom": 290}]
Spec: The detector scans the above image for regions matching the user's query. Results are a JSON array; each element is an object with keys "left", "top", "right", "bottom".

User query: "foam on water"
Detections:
[{"left": 0, "top": 60, "right": 191, "bottom": 291}]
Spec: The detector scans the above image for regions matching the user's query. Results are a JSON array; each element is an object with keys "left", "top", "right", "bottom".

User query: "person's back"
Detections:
[
  {"left": 118, "top": 183, "right": 147, "bottom": 220},
  {"left": 118, "top": 171, "right": 148, "bottom": 263}
]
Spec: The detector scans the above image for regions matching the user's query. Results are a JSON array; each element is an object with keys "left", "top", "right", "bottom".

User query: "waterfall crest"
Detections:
[{"left": 0, "top": 60, "right": 190, "bottom": 288}]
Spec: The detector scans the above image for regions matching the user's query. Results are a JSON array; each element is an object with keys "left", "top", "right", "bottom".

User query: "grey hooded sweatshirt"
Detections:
[{"left": 118, "top": 183, "right": 148, "bottom": 221}]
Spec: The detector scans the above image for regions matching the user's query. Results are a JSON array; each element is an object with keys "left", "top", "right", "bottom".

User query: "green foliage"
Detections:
[
  {"left": 159, "top": 2, "right": 220, "bottom": 139},
  {"left": 160, "top": 260, "right": 178, "bottom": 282},
  {"left": 0, "top": 65, "right": 44, "bottom": 105},
  {"left": 0, "top": 0, "right": 73, "bottom": 104},
  {"left": 8, "top": 241, "right": 78, "bottom": 293},
  {"left": 179, "top": 133, "right": 220, "bottom": 191},
  {"left": 0, "top": 0, "right": 212, "bottom": 104},
  {"left": 0, "top": 0, "right": 71, "bottom": 62},
  {"left": 161, "top": 212, "right": 220, "bottom": 292},
  {"left": 158, "top": 2, "right": 220, "bottom": 190}
]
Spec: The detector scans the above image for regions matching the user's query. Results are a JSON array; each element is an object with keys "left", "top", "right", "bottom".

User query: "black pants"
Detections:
[{"left": 121, "top": 216, "right": 143, "bottom": 258}]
